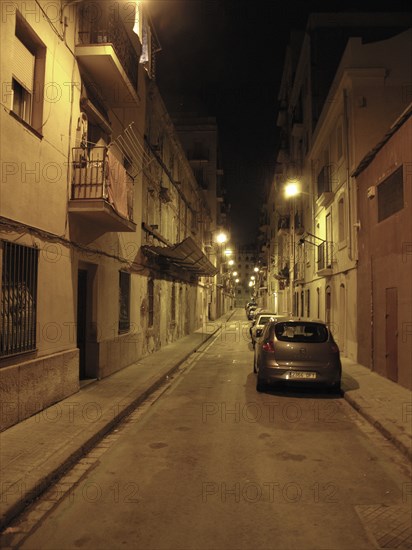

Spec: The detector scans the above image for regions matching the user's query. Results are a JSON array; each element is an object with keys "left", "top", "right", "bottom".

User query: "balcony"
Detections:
[
  {"left": 277, "top": 215, "right": 290, "bottom": 235},
  {"left": 69, "top": 147, "right": 136, "bottom": 232},
  {"left": 316, "top": 241, "right": 333, "bottom": 276},
  {"left": 316, "top": 164, "right": 335, "bottom": 207},
  {"left": 75, "top": 4, "right": 141, "bottom": 106},
  {"left": 293, "top": 261, "right": 305, "bottom": 283}
]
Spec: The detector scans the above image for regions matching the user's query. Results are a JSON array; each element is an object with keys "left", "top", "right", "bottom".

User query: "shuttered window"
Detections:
[{"left": 13, "top": 37, "right": 35, "bottom": 93}]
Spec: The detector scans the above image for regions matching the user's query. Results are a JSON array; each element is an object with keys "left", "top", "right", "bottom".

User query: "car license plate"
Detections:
[{"left": 289, "top": 371, "right": 316, "bottom": 379}]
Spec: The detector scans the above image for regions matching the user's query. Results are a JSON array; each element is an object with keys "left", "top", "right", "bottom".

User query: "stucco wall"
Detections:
[{"left": 357, "top": 116, "right": 412, "bottom": 389}]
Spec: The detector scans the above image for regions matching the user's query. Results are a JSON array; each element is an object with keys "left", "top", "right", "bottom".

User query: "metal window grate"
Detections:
[{"left": 1, "top": 241, "right": 38, "bottom": 357}]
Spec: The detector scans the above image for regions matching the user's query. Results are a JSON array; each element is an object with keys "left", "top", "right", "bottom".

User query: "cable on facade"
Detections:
[{"left": 0, "top": 217, "right": 146, "bottom": 273}]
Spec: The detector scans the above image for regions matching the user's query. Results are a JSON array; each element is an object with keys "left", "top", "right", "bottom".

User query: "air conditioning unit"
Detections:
[{"left": 367, "top": 186, "right": 376, "bottom": 199}]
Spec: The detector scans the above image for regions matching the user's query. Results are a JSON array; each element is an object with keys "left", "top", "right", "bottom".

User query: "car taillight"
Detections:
[
  {"left": 330, "top": 343, "right": 339, "bottom": 353},
  {"left": 262, "top": 341, "right": 275, "bottom": 353}
]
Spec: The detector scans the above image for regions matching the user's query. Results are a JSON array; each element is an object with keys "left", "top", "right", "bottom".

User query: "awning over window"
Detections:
[{"left": 142, "top": 237, "right": 217, "bottom": 277}]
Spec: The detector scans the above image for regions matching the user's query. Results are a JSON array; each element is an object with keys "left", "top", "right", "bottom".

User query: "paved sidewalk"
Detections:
[
  {"left": 341, "top": 358, "right": 412, "bottom": 461},
  {"left": 0, "top": 312, "right": 411, "bottom": 531},
  {"left": 0, "top": 312, "right": 234, "bottom": 530}
]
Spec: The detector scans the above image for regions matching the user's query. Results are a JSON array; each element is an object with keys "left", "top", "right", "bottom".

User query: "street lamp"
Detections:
[
  {"left": 215, "top": 231, "right": 228, "bottom": 244},
  {"left": 284, "top": 179, "right": 301, "bottom": 315}
]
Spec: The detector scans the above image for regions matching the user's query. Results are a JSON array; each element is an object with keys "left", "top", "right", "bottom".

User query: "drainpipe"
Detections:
[{"left": 343, "top": 89, "right": 354, "bottom": 262}]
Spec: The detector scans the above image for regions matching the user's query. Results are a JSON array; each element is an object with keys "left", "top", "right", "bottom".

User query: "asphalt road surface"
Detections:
[{"left": 10, "top": 310, "right": 412, "bottom": 549}]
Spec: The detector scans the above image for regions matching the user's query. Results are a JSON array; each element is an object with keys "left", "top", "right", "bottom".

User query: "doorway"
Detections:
[
  {"left": 339, "top": 284, "right": 346, "bottom": 354},
  {"left": 77, "top": 269, "right": 88, "bottom": 379},
  {"left": 77, "top": 265, "right": 98, "bottom": 381},
  {"left": 385, "top": 287, "right": 398, "bottom": 382}
]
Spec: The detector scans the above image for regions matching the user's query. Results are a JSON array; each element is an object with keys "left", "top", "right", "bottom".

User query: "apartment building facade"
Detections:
[
  {"left": 0, "top": 0, "right": 220, "bottom": 430},
  {"left": 267, "top": 14, "right": 412, "bottom": 371}
]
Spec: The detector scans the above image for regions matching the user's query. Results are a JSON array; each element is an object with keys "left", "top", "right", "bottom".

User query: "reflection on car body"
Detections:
[{"left": 254, "top": 319, "right": 341, "bottom": 393}]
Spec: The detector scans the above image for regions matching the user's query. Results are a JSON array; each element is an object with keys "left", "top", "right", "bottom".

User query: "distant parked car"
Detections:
[
  {"left": 254, "top": 319, "right": 341, "bottom": 393},
  {"left": 250, "top": 313, "right": 286, "bottom": 348}
]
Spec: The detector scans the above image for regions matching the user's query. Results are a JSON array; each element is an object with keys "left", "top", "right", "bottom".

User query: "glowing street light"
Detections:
[
  {"left": 251, "top": 276, "right": 255, "bottom": 281},
  {"left": 215, "top": 232, "right": 228, "bottom": 244},
  {"left": 235, "top": 278, "right": 240, "bottom": 283},
  {"left": 232, "top": 271, "right": 238, "bottom": 277},
  {"left": 228, "top": 259, "right": 235, "bottom": 266},
  {"left": 284, "top": 178, "right": 301, "bottom": 315},
  {"left": 224, "top": 249, "right": 233, "bottom": 256},
  {"left": 284, "top": 180, "right": 300, "bottom": 198},
  {"left": 253, "top": 267, "right": 259, "bottom": 273},
  {"left": 248, "top": 281, "right": 254, "bottom": 287}
]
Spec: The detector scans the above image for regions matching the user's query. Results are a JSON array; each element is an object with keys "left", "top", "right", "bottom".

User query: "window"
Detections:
[
  {"left": 378, "top": 166, "right": 404, "bottom": 222},
  {"left": 336, "top": 124, "right": 343, "bottom": 160},
  {"left": 306, "top": 289, "right": 310, "bottom": 317},
  {"left": 338, "top": 197, "right": 345, "bottom": 242},
  {"left": 275, "top": 322, "right": 328, "bottom": 343},
  {"left": 12, "top": 78, "right": 32, "bottom": 124},
  {"left": 119, "top": 271, "right": 130, "bottom": 333},
  {"left": 11, "top": 12, "right": 46, "bottom": 132},
  {"left": 148, "top": 278, "right": 154, "bottom": 327},
  {"left": 1, "top": 241, "right": 38, "bottom": 357}
]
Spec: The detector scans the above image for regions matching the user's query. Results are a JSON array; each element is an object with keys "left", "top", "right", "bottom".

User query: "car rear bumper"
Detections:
[{"left": 258, "top": 364, "right": 341, "bottom": 386}]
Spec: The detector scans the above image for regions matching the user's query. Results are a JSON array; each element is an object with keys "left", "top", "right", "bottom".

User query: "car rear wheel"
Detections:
[{"left": 330, "top": 381, "right": 341, "bottom": 393}]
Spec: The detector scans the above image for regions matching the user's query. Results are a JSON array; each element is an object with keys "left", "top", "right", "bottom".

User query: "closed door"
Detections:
[
  {"left": 385, "top": 287, "right": 398, "bottom": 382},
  {"left": 77, "top": 270, "right": 88, "bottom": 379}
]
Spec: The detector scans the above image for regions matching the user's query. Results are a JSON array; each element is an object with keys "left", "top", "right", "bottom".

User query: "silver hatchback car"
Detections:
[{"left": 254, "top": 319, "right": 341, "bottom": 392}]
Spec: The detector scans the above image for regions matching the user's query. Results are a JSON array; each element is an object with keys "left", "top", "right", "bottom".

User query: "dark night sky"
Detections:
[{"left": 148, "top": 0, "right": 411, "bottom": 246}]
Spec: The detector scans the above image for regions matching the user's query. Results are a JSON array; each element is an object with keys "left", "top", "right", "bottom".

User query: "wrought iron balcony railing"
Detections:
[
  {"left": 71, "top": 147, "right": 134, "bottom": 221},
  {"left": 77, "top": 6, "right": 138, "bottom": 89},
  {"left": 317, "top": 241, "right": 333, "bottom": 271}
]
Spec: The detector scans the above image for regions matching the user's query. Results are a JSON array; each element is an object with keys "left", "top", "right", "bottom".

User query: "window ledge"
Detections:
[{"left": 10, "top": 110, "right": 43, "bottom": 140}]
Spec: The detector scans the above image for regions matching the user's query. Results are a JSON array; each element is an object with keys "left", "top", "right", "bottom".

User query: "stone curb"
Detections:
[{"left": 343, "top": 391, "right": 412, "bottom": 462}]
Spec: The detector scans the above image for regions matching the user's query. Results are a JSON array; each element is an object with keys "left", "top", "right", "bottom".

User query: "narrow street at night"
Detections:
[{"left": 5, "top": 309, "right": 410, "bottom": 550}]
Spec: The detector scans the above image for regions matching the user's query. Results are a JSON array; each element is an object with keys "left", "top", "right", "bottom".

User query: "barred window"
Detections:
[
  {"left": 1, "top": 241, "right": 38, "bottom": 357},
  {"left": 119, "top": 271, "right": 130, "bottom": 333}
]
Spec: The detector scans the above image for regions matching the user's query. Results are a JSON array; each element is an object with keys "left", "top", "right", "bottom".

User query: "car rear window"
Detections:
[{"left": 274, "top": 322, "right": 328, "bottom": 343}]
